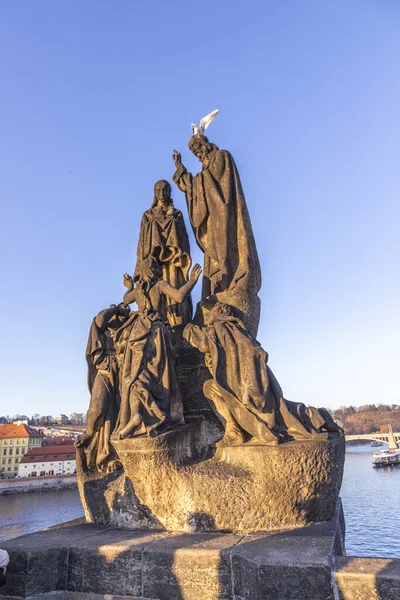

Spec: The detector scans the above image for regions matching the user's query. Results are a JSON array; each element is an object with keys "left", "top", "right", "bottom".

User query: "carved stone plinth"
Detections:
[
  {"left": 0, "top": 502, "right": 346, "bottom": 600},
  {"left": 77, "top": 428, "right": 345, "bottom": 533}
]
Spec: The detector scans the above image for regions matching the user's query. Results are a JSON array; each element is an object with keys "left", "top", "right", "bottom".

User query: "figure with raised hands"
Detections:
[{"left": 113, "top": 258, "right": 202, "bottom": 439}]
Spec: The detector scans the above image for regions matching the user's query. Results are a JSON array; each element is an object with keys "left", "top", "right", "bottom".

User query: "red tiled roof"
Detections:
[
  {"left": 0, "top": 424, "right": 44, "bottom": 440},
  {"left": 43, "top": 436, "right": 76, "bottom": 446},
  {"left": 20, "top": 445, "right": 76, "bottom": 463}
]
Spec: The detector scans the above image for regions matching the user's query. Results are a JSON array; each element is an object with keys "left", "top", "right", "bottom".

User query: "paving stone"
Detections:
[{"left": 335, "top": 556, "right": 400, "bottom": 600}]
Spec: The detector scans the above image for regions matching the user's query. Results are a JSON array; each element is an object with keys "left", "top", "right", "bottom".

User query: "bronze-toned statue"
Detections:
[
  {"left": 76, "top": 303, "right": 130, "bottom": 471},
  {"left": 134, "top": 180, "right": 192, "bottom": 327},
  {"left": 112, "top": 257, "right": 202, "bottom": 439},
  {"left": 172, "top": 131, "right": 261, "bottom": 299},
  {"left": 76, "top": 112, "right": 346, "bottom": 539},
  {"left": 184, "top": 302, "right": 343, "bottom": 446}
]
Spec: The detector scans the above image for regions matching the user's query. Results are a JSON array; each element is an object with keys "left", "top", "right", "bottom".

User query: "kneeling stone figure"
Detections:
[{"left": 183, "top": 302, "right": 343, "bottom": 446}]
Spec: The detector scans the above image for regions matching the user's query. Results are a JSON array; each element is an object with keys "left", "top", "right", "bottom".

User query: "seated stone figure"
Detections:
[
  {"left": 112, "top": 257, "right": 202, "bottom": 440},
  {"left": 183, "top": 302, "right": 343, "bottom": 446},
  {"left": 76, "top": 303, "right": 131, "bottom": 471}
]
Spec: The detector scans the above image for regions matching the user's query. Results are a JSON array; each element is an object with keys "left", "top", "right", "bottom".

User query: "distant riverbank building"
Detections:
[
  {"left": 18, "top": 445, "right": 76, "bottom": 477},
  {"left": 55, "top": 414, "right": 69, "bottom": 425},
  {"left": 0, "top": 424, "right": 44, "bottom": 479}
]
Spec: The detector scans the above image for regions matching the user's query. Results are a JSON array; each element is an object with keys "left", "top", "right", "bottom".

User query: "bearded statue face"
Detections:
[{"left": 189, "top": 136, "right": 210, "bottom": 163}]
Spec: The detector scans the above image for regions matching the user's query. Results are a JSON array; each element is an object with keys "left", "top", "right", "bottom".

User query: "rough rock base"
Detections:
[{"left": 77, "top": 430, "right": 345, "bottom": 532}]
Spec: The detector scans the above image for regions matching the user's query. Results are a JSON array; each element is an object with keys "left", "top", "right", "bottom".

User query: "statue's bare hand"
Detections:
[
  {"left": 107, "top": 459, "right": 123, "bottom": 473},
  {"left": 75, "top": 432, "right": 91, "bottom": 448},
  {"left": 173, "top": 149, "right": 182, "bottom": 167},
  {"left": 190, "top": 263, "right": 202, "bottom": 282},
  {"left": 123, "top": 273, "right": 134, "bottom": 290}
]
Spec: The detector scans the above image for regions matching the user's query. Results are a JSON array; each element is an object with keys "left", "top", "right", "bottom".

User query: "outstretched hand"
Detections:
[
  {"left": 123, "top": 273, "right": 134, "bottom": 290},
  {"left": 172, "top": 149, "right": 182, "bottom": 167},
  {"left": 190, "top": 263, "right": 202, "bottom": 282}
]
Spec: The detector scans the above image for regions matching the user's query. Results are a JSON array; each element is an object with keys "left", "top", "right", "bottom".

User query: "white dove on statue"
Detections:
[{"left": 191, "top": 109, "right": 219, "bottom": 136}]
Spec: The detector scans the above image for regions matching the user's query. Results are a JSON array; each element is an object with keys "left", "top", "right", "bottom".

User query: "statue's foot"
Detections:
[
  {"left": 322, "top": 425, "right": 344, "bottom": 435},
  {"left": 216, "top": 428, "right": 245, "bottom": 447},
  {"left": 132, "top": 422, "right": 147, "bottom": 436},
  {"left": 118, "top": 415, "right": 143, "bottom": 439},
  {"left": 287, "top": 428, "right": 327, "bottom": 441},
  {"left": 75, "top": 432, "right": 92, "bottom": 448},
  {"left": 106, "top": 460, "right": 123, "bottom": 473},
  {"left": 246, "top": 435, "right": 281, "bottom": 445}
]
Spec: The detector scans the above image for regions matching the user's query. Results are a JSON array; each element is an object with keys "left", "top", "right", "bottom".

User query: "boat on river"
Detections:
[
  {"left": 371, "top": 441, "right": 383, "bottom": 447},
  {"left": 372, "top": 449, "right": 400, "bottom": 467}
]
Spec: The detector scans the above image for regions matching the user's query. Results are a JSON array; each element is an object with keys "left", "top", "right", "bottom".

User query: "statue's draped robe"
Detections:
[
  {"left": 173, "top": 149, "right": 261, "bottom": 298},
  {"left": 113, "top": 283, "right": 184, "bottom": 437},
  {"left": 134, "top": 206, "right": 192, "bottom": 326},
  {"left": 85, "top": 319, "right": 122, "bottom": 470},
  {"left": 184, "top": 316, "right": 338, "bottom": 442}
]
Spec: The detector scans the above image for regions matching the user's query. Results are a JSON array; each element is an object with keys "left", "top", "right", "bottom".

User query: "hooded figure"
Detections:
[
  {"left": 76, "top": 304, "right": 130, "bottom": 471},
  {"left": 173, "top": 135, "right": 261, "bottom": 299},
  {"left": 134, "top": 180, "right": 192, "bottom": 326},
  {"left": 183, "top": 302, "right": 343, "bottom": 446}
]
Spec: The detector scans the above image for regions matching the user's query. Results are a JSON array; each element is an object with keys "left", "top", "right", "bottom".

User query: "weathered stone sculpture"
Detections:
[
  {"left": 112, "top": 257, "right": 202, "bottom": 439},
  {"left": 76, "top": 303, "right": 130, "bottom": 472},
  {"left": 172, "top": 142, "right": 261, "bottom": 298},
  {"left": 77, "top": 111, "right": 345, "bottom": 537},
  {"left": 134, "top": 180, "right": 192, "bottom": 327},
  {"left": 172, "top": 123, "right": 261, "bottom": 334},
  {"left": 5, "top": 112, "right": 350, "bottom": 600},
  {"left": 184, "top": 301, "right": 343, "bottom": 447}
]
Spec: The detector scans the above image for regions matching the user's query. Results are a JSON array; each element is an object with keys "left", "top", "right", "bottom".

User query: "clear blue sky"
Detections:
[{"left": 1, "top": 0, "right": 399, "bottom": 417}]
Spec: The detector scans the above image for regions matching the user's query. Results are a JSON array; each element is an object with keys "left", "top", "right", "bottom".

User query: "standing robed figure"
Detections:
[
  {"left": 134, "top": 179, "right": 192, "bottom": 327},
  {"left": 172, "top": 127, "right": 261, "bottom": 299}
]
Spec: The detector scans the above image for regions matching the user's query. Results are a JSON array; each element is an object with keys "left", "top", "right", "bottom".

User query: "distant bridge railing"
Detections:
[{"left": 345, "top": 430, "right": 400, "bottom": 450}]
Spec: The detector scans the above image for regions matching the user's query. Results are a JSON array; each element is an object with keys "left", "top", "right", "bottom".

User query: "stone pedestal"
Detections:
[
  {"left": 0, "top": 500, "right": 346, "bottom": 600},
  {"left": 77, "top": 430, "right": 345, "bottom": 533},
  {"left": 172, "top": 331, "right": 220, "bottom": 431}
]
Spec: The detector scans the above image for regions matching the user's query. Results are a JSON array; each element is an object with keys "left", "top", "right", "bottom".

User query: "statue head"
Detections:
[
  {"left": 189, "top": 134, "right": 219, "bottom": 164},
  {"left": 116, "top": 302, "right": 131, "bottom": 319},
  {"left": 107, "top": 303, "right": 130, "bottom": 325},
  {"left": 138, "top": 256, "right": 162, "bottom": 288},
  {"left": 206, "top": 302, "right": 235, "bottom": 325},
  {"left": 152, "top": 180, "right": 173, "bottom": 210}
]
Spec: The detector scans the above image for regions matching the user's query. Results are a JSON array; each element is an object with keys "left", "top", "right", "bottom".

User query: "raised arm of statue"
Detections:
[
  {"left": 122, "top": 273, "right": 138, "bottom": 305},
  {"left": 172, "top": 149, "right": 193, "bottom": 194},
  {"left": 172, "top": 149, "right": 183, "bottom": 169},
  {"left": 159, "top": 263, "right": 202, "bottom": 304}
]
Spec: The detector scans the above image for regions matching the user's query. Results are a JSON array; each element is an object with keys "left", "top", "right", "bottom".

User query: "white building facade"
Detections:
[{"left": 18, "top": 446, "right": 76, "bottom": 477}]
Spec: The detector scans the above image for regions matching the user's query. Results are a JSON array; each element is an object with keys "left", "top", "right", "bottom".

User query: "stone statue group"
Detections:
[{"left": 76, "top": 111, "right": 342, "bottom": 473}]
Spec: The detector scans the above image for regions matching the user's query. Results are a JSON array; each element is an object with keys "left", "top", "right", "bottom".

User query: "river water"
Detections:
[
  {"left": 341, "top": 445, "right": 400, "bottom": 558},
  {"left": 0, "top": 445, "right": 399, "bottom": 558}
]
